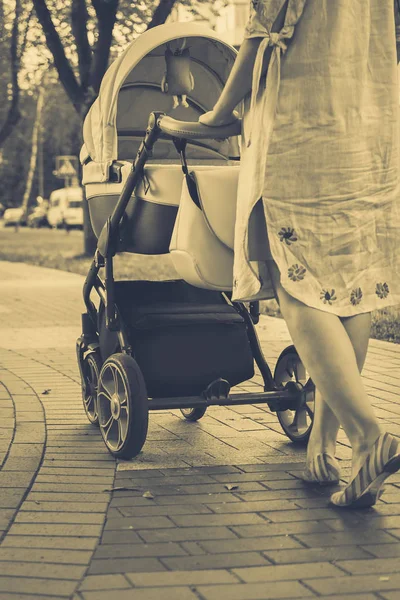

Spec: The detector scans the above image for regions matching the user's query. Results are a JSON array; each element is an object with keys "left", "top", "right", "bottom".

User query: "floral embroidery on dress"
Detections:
[
  {"left": 376, "top": 282, "right": 389, "bottom": 299},
  {"left": 320, "top": 289, "right": 337, "bottom": 305},
  {"left": 350, "top": 288, "right": 363, "bottom": 306},
  {"left": 278, "top": 227, "right": 297, "bottom": 245},
  {"left": 288, "top": 264, "right": 306, "bottom": 282}
]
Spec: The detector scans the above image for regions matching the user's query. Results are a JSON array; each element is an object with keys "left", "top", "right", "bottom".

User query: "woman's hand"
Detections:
[{"left": 199, "top": 109, "right": 239, "bottom": 127}]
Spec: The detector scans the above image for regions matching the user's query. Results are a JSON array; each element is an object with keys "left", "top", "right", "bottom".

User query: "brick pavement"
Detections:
[{"left": 0, "top": 259, "right": 400, "bottom": 599}]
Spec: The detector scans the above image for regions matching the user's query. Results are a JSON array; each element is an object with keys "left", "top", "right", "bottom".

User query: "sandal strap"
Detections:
[{"left": 332, "top": 432, "right": 399, "bottom": 506}]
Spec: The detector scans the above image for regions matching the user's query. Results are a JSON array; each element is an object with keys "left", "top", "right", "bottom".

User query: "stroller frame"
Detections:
[{"left": 77, "top": 112, "right": 314, "bottom": 458}]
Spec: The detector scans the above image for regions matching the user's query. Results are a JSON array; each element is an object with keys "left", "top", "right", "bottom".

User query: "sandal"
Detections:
[
  {"left": 301, "top": 453, "right": 341, "bottom": 486},
  {"left": 330, "top": 432, "right": 400, "bottom": 508}
]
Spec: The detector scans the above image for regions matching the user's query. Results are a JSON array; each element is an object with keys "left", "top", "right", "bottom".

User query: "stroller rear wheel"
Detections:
[
  {"left": 97, "top": 353, "right": 149, "bottom": 459},
  {"left": 180, "top": 407, "right": 207, "bottom": 421},
  {"left": 82, "top": 351, "right": 102, "bottom": 426},
  {"left": 274, "top": 345, "right": 315, "bottom": 444}
]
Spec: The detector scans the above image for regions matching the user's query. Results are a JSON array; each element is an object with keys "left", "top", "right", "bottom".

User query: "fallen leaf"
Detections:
[
  {"left": 142, "top": 491, "right": 154, "bottom": 499},
  {"left": 225, "top": 484, "right": 239, "bottom": 491},
  {"left": 103, "top": 486, "right": 141, "bottom": 492}
]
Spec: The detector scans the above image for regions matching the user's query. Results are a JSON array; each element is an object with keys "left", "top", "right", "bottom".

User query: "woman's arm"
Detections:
[{"left": 200, "top": 0, "right": 288, "bottom": 126}]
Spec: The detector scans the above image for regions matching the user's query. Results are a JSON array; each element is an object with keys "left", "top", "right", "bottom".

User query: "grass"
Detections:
[{"left": 0, "top": 226, "right": 399, "bottom": 344}]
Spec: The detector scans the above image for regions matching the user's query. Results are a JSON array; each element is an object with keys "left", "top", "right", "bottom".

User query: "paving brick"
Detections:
[
  {"left": 264, "top": 545, "right": 372, "bottom": 564},
  {"left": 29, "top": 492, "right": 108, "bottom": 503},
  {"left": 31, "top": 483, "right": 110, "bottom": 493},
  {"left": 159, "top": 482, "right": 266, "bottom": 495},
  {"left": 170, "top": 513, "right": 268, "bottom": 528},
  {"left": 0, "top": 489, "right": 27, "bottom": 509},
  {"left": 104, "top": 516, "right": 175, "bottom": 530},
  {"left": 0, "top": 561, "right": 86, "bottom": 579},
  {"left": 39, "top": 467, "right": 113, "bottom": 477},
  {"left": 80, "top": 587, "right": 198, "bottom": 600},
  {"left": 196, "top": 581, "right": 313, "bottom": 600},
  {"left": 79, "top": 574, "right": 132, "bottom": 591},
  {"left": 230, "top": 520, "right": 331, "bottom": 538},
  {"left": 380, "top": 593, "right": 400, "bottom": 600},
  {"left": 0, "top": 547, "right": 92, "bottom": 564},
  {"left": 234, "top": 489, "right": 320, "bottom": 502},
  {"left": 119, "top": 474, "right": 218, "bottom": 487},
  {"left": 0, "top": 577, "right": 76, "bottom": 597},
  {"left": 162, "top": 552, "right": 271, "bottom": 571},
  {"left": 12, "top": 423, "right": 45, "bottom": 444},
  {"left": 101, "top": 530, "right": 143, "bottom": 545},
  {"left": 305, "top": 572, "right": 400, "bottom": 596},
  {"left": 236, "top": 463, "right": 306, "bottom": 473},
  {"left": 138, "top": 526, "right": 239, "bottom": 544},
  {"left": 215, "top": 500, "right": 301, "bottom": 514},
  {"left": 0, "top": 535, "right": 98, "bottom": 550},
  {"left": 36, "top": 475, "right": 114, "bottom": 485},
  {"left": 94, "top": 542, "right": 187, "bottom": 560},
  {"left": 7, "top": 522, "right": 103, "bottom": 537},
  {"left": 261, "top": 508, "right": 342, "bottom": 522},
  {"left": 361, "top": 544, "right": 400, "bottom": 558},
  {"left": 336, "top": 557, "right": 400, "bottom": 575},
  {"left": 120, "top": 493, "right": 242, "bottom": 506},
  {"left": 232, "top": 561, "right": 346, "bottom": 582},
  {"left": 126, "top": 569, "right": 239, "bottom": 587},
  {"left": 295, "top": 530, "right": 400, "bottom": 547},
  {"left": 0, "top": 471, "right": 34, "bottom": 488},
  {"left": 20, "top": 501, "right": 109, "bottom": 513},
  {"left": 88, "top": 557, "right": 167, "bottom": 574},
  {"left": 199, "top": 536, "right": 301, "bottom": 555},
  {"left": 6, "top": 443, "right": 43, "bottom": 457},
  {"left": 0, "top": 595, "right": 67, "bottom": 600},
  {"left": 117, "top": 504, "right": 212, "bottom": 517},
  {"left": 14, "top": 511, "right": 105, "bottom": 524},
  {"left": 180, "top": 542, "right": 208, "bottom": 555}
]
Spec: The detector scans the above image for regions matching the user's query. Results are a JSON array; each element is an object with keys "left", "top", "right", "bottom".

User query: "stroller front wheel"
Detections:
[
  {"left": 180, "top": 407, "right": 207, "bottom": 421},
  {"left": 274, "top": 345, "right": 315, "bottom": 444},
  {"left": 97, "top": 353, "right": 149, "bottom": 459},
  {"left": 82, "top": 351, "right": 102, "bottom": 426}
]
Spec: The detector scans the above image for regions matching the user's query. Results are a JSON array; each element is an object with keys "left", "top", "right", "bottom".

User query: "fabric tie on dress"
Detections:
[{"left": 247, "top": 29, "right": 288, "bottom": 150}]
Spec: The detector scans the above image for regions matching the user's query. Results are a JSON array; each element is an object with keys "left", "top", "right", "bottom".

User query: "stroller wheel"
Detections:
[
  {"left": 97, "top": 353, "right": 149, "bottom": 459},
  {"left": 180, "top": 407, "right": 207, "bottom": 421},
  {"left": 274, "top": 345, "right": 315, "bottom": 444},
  {"left": 82, "top": 352, "right": 102, "bottom": 426}
]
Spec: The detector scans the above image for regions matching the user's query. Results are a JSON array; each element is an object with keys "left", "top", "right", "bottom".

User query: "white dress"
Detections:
[{"left": 232, "top": 0, "right": 400, "bottom": 316}]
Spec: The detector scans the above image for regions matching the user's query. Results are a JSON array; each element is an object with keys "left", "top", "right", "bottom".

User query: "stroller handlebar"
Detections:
[{"left": 157, "top": 115, "right": 241, "bottom": 140}]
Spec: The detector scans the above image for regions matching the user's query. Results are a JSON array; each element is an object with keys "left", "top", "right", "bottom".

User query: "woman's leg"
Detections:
[
  {"left": 266, "top": 260, "right": 380, "bottom": 477},
  {"left": 307, "top": 313, "right": 372, "bottom": 460}
]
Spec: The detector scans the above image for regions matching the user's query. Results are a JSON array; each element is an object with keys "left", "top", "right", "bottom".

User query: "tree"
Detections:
[
  {"left": 31, "top": 0, "right": 213, "bottom": 119},
  {"left": 0, "top": 0, "right": 32, "bottom": 149}
]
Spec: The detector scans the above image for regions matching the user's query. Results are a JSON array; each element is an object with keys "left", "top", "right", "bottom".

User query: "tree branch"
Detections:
[
  {"left": 32, "top": 0, "right": 84, "bottom": 113},
  {"left": 71, "top": 0, "right": 92, "bottom": 90},
  {"left": 90, "top": 0, "right": 119, "bottom": 94},
  {"left": 147, "top": 0, "right": 178, "bottom": 29}
]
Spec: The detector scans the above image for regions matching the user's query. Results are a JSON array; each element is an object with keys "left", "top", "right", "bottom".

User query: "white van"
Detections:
[{"left": 47, "top": 187, "right": 84, "bottom": 230}]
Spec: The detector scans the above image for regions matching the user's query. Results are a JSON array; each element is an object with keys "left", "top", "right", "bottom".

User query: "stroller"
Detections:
[{"left": 77, "top": 22, "right": 315, "bottom": 459}]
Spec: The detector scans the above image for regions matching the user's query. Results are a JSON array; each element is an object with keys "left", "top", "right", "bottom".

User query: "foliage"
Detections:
[{"left": 27, "top": 0, "right": 227, "bottom": 117}]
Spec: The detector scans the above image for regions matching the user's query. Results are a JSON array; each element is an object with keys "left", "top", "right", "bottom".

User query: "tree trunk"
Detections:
[{"left": 20, "top": 85, "right": 45, "bottom": 223}]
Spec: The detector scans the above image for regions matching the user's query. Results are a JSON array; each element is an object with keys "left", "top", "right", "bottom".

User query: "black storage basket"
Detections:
[{"left": 98, "top": 280, "right": 255, "bottom": 398}]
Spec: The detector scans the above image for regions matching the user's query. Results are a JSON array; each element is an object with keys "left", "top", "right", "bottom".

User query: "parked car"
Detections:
[
  {"left": 27, "top": 204, "right": 50, "bottom": 228},
  {"left": 3, "top": 207, "right": 26, "bottom": 227},
  {"left": 47, "top": 187, "right": 84, "bottom": 230}
]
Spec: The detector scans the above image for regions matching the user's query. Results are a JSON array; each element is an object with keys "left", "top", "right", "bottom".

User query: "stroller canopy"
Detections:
[{"left": 81, "top": 22, "right": 239, "bottom": 182}]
